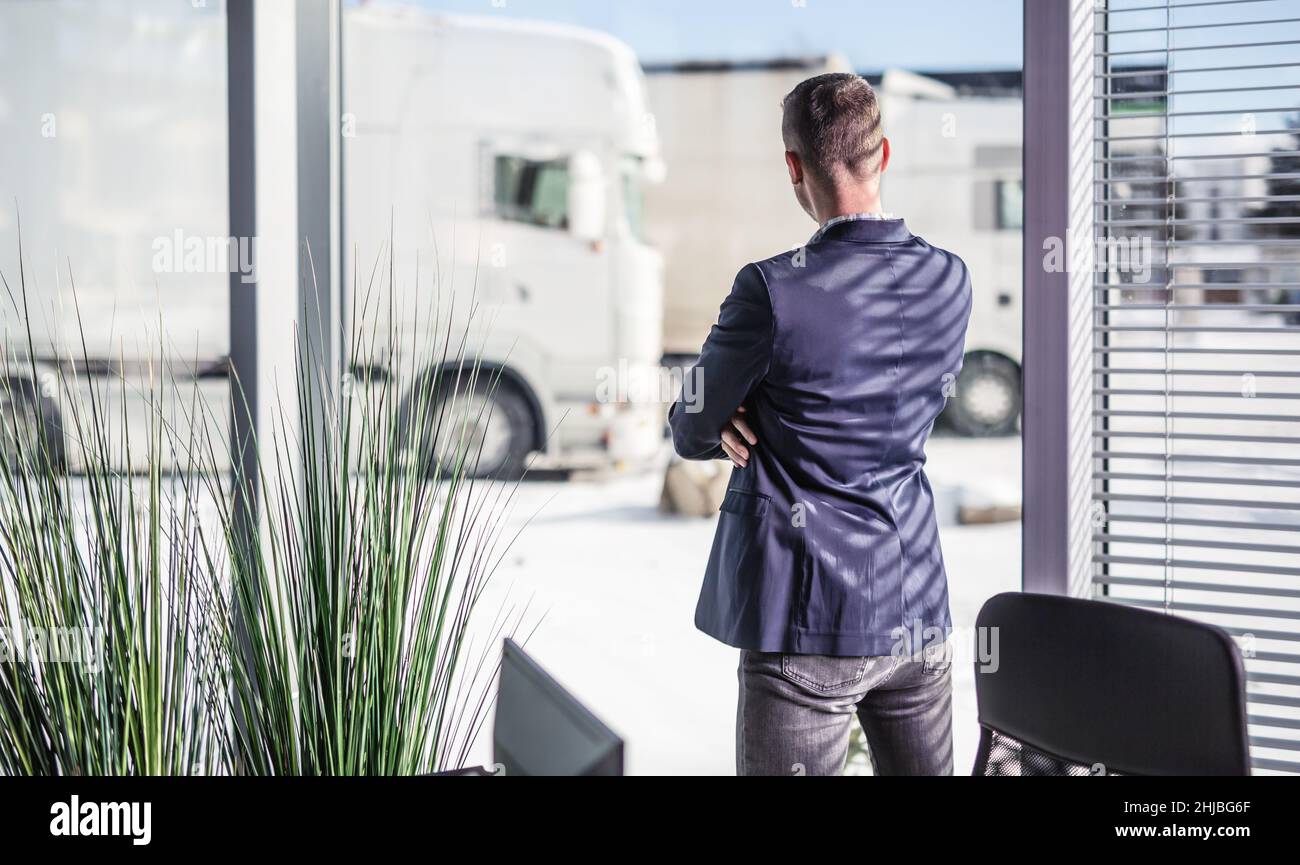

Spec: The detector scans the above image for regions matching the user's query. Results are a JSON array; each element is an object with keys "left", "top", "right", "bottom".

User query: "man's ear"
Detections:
[
  {"left": 785, "top": 150, "right": 804, "bottom": 186},
  {"left": 879, "top": 137, "right": 891, "bottom": 175}
]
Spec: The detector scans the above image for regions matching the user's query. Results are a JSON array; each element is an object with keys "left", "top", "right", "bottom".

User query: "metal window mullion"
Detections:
[{"left": 1024, "top": 0, "right": 1097, "bottom": 598}]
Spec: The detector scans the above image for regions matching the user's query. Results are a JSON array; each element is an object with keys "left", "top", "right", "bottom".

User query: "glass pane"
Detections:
[
  {"left": 0, "top": 0, "right": 229, "bottom": 473},
  {"left": 998, "top": 179, "right": 1024, "bottom": 230},
  {"left": 341, "top": 0, "right": 1023, "bottom": 777}
]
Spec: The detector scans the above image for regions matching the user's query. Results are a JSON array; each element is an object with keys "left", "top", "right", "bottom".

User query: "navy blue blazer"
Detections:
[{"left": 669, "top": 217, "right": 972, "bottom": 656}]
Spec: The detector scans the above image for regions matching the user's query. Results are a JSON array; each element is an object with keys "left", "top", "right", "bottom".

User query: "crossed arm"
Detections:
[{"left": 668, "top": 263, "right": 772, "bottom": 468}]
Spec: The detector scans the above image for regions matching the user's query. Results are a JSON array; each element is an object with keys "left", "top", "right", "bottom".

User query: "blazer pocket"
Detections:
[{"left": 720, "top": 489, "right": 770, "bottom": 518}]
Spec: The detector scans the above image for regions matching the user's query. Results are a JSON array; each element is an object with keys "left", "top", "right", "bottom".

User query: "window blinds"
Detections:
[{"left": 1094, "top": 0, "right": 1300, "bottom": 774}]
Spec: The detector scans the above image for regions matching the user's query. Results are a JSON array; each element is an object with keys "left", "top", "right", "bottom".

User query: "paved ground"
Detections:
[{"left": 467, "top": 434, "right": 1022, "bottom": 775}]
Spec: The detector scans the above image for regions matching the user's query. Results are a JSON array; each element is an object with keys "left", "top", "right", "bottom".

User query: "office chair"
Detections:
[{"left": 972, "top": 592, "right": 1251, "bottom": 776}]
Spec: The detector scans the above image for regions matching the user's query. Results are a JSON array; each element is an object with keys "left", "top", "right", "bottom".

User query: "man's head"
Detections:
[{"left": 781, "top": 73, "right": 890, "bottom": 222}]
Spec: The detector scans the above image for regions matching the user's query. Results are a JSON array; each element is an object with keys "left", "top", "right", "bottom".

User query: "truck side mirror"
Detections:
[{"left": 568, "top": 150, "right": 607, "bottom": 243}]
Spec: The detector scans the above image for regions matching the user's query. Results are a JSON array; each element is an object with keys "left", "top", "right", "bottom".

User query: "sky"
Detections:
[{"left": 401, "top": 0, "right": 1024, "bottom": 71}]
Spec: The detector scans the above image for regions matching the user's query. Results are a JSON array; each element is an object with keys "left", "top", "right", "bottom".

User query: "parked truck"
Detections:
[
  {"left": 0, "top": 3, "right": 667, "bottom": 475},
  {"left": 343, "top": 7, "right": 668, "bottom": 475}
]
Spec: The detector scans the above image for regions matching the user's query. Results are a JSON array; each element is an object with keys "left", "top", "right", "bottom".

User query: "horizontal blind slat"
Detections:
[
  {"left": 1096, "top": 492, "right": 1300, "bottom": 511},
  {"left": 1096, "top": 450, "right": 1300, "bottom": 467},
  {"left": 1105, "top": 596, "right": 1300, "bottom": 623},
  {"left": 1249, "top": 715, "right": 1300, "bottom": 731},
  {"left": 1098, "top": 37, "right": 1300, "bottom": 57},
  {"left": 1102, "top": 0, "right": 1297, "bottom": 17},
  {"left": 1096, "top": 534, "right": 1300, "bottom": 556},
  {"left": 1096, "top": 556, "right": 1300, "bottom": 580},
  {"left": 1096, "top": 389, "right": 1300, "bottom": 400},
  {"left": 1098, "top": 513, "right": 1300, "bottom": 532},
  {"left": 1096, "top": 575, "right": 1300, "bottom": 599},
  {"left": 1099, "top": 16, "right": 1300, "bottom": 37},
  {"left": 1096, "top": 470, "right": 1300, "bottom": 488}
]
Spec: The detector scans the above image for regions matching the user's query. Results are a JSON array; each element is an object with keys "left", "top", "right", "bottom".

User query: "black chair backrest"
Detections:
[{"left": 972, "top": 592, "right": 1250, "bottom": 776}]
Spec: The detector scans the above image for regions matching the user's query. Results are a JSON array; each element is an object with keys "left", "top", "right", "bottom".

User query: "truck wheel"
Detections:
[
  {"left": 944, "top": 353, "right": 1021, "bottom": 437},
  {"left": 410, "top": 377, "right": 536, "bottom": 480},
  {"left": 1, "top": 377, "right": 65, "bottom": 472}
]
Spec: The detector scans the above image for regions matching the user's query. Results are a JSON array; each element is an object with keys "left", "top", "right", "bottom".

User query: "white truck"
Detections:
[
  {"left": 343, "top": 8, "right": 667, "bottom": 476},
  {"left": 0, "top": 3, "right": 667, "bottom": 475}
]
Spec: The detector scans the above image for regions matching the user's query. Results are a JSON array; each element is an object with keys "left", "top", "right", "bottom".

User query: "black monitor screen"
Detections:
[{"left": 493, "top": 639, "right": 624, "bottom": 777}]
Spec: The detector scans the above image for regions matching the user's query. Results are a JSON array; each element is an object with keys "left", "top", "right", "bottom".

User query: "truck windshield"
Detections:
[{"left": 494, "top": 155, "right": 569, "bottom": 230}]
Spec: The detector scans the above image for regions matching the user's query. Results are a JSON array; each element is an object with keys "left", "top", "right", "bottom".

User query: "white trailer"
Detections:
[
  {"left": 0, "top": 0, "right": 231, "bottom": 472},
  {"left": 643, "top": 56, "right": 851, "bottom": 358},
  {"left": 877, "top": 69, "right": 1023, "bottom": 436},
  {"left": 645, "top": 63, "right": 1024, "bottom": 436}
]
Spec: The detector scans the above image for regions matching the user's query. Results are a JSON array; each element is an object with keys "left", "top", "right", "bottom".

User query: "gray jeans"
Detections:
[{"left": 736, "top": 643, "right": 953, "bottom": 776}]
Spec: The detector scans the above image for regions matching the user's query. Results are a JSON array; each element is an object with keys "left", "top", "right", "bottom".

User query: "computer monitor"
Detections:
[{"left": 493, "top": 639, "right": 624, "bottom": 776}]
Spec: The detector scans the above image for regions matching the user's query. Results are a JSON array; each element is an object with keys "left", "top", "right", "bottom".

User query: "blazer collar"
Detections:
[{"left": 811, "top": 217, "right": 912, "bottom": 245}]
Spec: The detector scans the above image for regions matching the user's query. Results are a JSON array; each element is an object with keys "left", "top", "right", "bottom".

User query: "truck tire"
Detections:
[
  {"left": 1, "top": 376, "right": 65, "bottom": 472},
  {"left": 410, "top": 376, "right": 536, "bottom": 480},
  {"left": 944, "top": 352, "right": 1021, "bottom": 437}
]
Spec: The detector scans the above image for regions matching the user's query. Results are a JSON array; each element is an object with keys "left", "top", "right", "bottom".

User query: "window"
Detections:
[
  {"left": 995, "top": 178, "right": 1023, "bottom": 230},
  {"left": 622, "top": 157, "right": 646, "bottom": 240},
  {"left": 493, "top": 155, "right": 569, "bottom": 229},
  {"left": 1093, "top": 0, "right": 1300, "bottom": 774},
  {"left": 0, "top": 0, "right": 229, "bottom": 365}
]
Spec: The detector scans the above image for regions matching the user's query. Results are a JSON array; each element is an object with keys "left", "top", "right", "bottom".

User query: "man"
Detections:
[{"left": 669, "top": 73, "right": 972, "bottom": 776}]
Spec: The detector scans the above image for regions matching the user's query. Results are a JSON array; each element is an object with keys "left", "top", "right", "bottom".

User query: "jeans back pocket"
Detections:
[{"left": 780, "top": 654, "right": 869, "bottom": 692}]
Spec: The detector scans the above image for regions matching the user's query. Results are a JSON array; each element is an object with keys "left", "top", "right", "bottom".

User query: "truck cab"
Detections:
[{"left": 343, "top": 9, "right": 667, "bottom": 476}]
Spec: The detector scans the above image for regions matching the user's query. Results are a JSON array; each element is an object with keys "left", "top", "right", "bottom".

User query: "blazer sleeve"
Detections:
[{"left": 668, "top": 263, "right": 774, "bottom": 460}]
